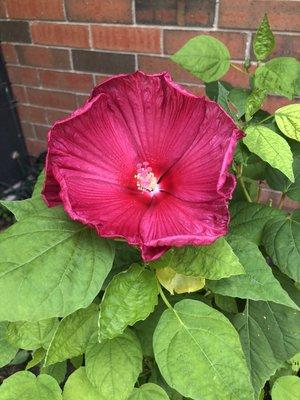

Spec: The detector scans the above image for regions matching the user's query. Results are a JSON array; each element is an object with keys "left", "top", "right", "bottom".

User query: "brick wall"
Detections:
[{"left": 0, "top": 0, "right": 299, "bottom": 155}]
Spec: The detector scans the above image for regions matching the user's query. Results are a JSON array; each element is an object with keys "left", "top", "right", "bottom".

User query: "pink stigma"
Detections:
[{"left": 135, "top": 162, "right": 158, "bottom": 193}]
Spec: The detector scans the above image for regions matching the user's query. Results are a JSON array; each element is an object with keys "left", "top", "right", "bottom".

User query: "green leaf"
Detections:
[
  {"left": 275, "top": 104, "right": 300, "bottom": 142},
  {"left": 228, "top": 88, "right": 250, "bottom": 118},
  {"left": 128, "top": 383, "right": 170, "bottom": 400},
  {"left": 0, "top": 207, "right": 114, "bottom": 321},
  {"left": 233, "top": 300, "right": 300, "bottom": 397},
  {"left": 0, "top": 371, "right": 62, "bottom": 400},
  {"left": 63, "top": 367, "right": 102, "bottom": 400},
  {"left": 171, "top": 35, "right": 230, "bottom": 82},
  {"left": 207, "top": 236, "right": 298, "bottom": 310},
  {"left": 217, "top": 81, "right": 235, "bottom": 117},
  {"left": 271, "top": 376, "right": 300, "bottom": 400},
  {"left": 45, "top": 303, "right": 98, "bottom": 366},
  {"left": 6, "top": 318, "right": 58, "bottom": 350},
  {"left": 229, "top": 201, "right": 284, "bottom": 244},
  {"left": 253, "top": 14, "right": 275, "bottom": 61},
  {"left": 254, "top": 57, "right": 300, "bottom": 99},
  {"left": 153, "top": 299, "right": 254, "bottom": 400},
  {"left": 32, "top": 170, "right": 45, "bottom": 197},
  {"left": 265, "top": 158, "right": 300, "bottom": 202},
  {"left": 214, "top": 294, "right": 238, "bottom": 314},
  {"left": 41, "top": 361, "right": 67, "bottom": 384},
  {"left": 244, "top": 125, "right": 294, "bottom": 181},
  {"left": 205, "top": 80, "right": 232, "bottom": 101},
  {"left": 99, "top": 264, "right": 159, "bottom": 341},
  {"left": 245, "top": 88, "right": 267, "bottom": 122},
  {"left": 85, "top": 329, "right": 143, "bottom": 400},
  {"left": 26, "top": 348, "right": 46, "bottom": 370},
  {"left": 0, "top": 322, "right": 18, "bottom": 368},
  {"left": 263, "top": 211, "right": 300, "bottom": 282},
  {"left": 156, "top": 267, "right": 205, "bottom": 294},
  {"left": 151, "top": 237, "right": 244, "bottom": 280}
]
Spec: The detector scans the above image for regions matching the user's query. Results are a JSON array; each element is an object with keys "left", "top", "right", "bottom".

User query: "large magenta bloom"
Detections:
[{"left": 42, "top": 71, "right": 242, "bottom": 261}]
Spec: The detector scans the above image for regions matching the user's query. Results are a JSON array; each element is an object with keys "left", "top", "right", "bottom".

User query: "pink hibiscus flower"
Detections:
[{"left": 42, "top": 71, "right": 242, "bottom": 261}]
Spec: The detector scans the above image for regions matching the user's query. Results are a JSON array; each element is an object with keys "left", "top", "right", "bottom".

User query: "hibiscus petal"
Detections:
[
  {"left": 91, "top": 71, "right": 207, "bottom": 177},
  {"left": 160, "top": 100, "right": 242, "bottom": 203},
  {"left": 140, "top": 192, "right": 229, "bottom": 261}
]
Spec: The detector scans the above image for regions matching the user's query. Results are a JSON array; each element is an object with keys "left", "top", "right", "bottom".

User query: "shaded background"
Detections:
[{"left": 0, "top": 0, "right": 299, "bottom": 157}]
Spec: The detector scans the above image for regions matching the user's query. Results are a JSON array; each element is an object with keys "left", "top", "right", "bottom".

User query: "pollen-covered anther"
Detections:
[{"left": 135, "top": 162, "right": 158, "bottom": 192}]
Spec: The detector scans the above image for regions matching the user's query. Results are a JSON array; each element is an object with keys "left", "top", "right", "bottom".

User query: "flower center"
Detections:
[{"left": 135, "top": 162, "right": 158, "bottom": 193}]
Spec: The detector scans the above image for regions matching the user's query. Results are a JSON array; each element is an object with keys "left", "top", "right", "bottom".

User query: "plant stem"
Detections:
[
  {"left": 254, "top": 114, "right": 274, "bottom": 125},
  {"left": 230, "top": 63, "right": 249, "bottom": 75},
  {"left": 278, "top": 193, "right": 286, "bottom": 209},
  {"left": 237, "top": 164, "right": 252, "bottom": 203},
  {"left": 157, "top": 282, "right": 173, "bottom": 311}
]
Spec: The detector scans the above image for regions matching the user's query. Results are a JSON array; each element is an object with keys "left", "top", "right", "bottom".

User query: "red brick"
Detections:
[
  {"left": 180, "top": 84, "right": 206, "bottom": 97},
  {"left": 92, "top": 26, "right": 161, "bottom": 53},
  {"left": 138, "top": 55, "right": 199, "bottom": 84},
  {"left": 76, "top": 94, "right": 89, "bottom": 108},
  {"left": 222, "top": 63, "right": 254, "bottom": 88},
  {"left": 47, "top": 109, "right": 70, "bottom": 125},
  {"left": 11, "top": 85, "right": 28, "bottom": 103},
  {"left": 273, "top": 34, "right": 300, "bottom": 59},
  {"left": 0, "top": 1, "right": 7, "bottom": 17},
  {"left": 164, "top": 30, "right": 246, "bottom": 60},
  {"left": 20, "top": 121, "right": 35, "bottom": 139},
  {"left": 18, "top": 105, "right": 47, "bottom": 124},
  {"left": 94, "top": 74, "right": 110, "bottom": 85},
  {"left": 1, "top": 43, "right": 18, "bottom": 64},
  {"left": 31, "top": 22, "right": 89, "bottom": 48},
  {"left": 219, "top": 0, "right": 300, "bottom": 31},
  {"left": 25, "top": 138, "right": 46, "bottom": 156},
  {"left": 39, "top": 70, "right": 93, "bottom": 94},
  {"left": 263, "top": 96, "right": 300, "bottom": 114},
  {"left": 16, "top": 45, "right": 70, "bottom": 70},
  {"left": 34, "top": 124, "right": 50, "bottom": 141},
  {"left": 27, "top": 88, "right": 77, "bottom": 110},
  {"left": 6, "top": 0, "right": 64, "bottom": 20},
  {"left": 65, "top": 0, "right": 132, "bottom": 23},
  {"left": 6, "top": 66, "right": 39, "bottom": 86}
]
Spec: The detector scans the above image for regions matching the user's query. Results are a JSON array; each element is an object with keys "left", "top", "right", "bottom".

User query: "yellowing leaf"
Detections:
[{"left": 156, "top": 267, "right": 205, "bottom": 294}]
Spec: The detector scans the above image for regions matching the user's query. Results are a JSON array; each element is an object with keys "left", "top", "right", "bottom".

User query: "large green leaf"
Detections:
[
  {"left": 45, "top": 304, "right": 98, "bottom": 366},
  {"left": 271, "top": 376, "right": 300, "bottom": 400},
  {"left": 254, "top": 57, "right": 300, "bottom": 99},
  {"left": 265, "top": 158, "right": 300, "bottom": 202},
  {"left": 153, "top": 299, "right": 254, "bottom": 400},
  {"left": 128, "top": 383, "right": 170, "bottom": 400},
  {"left": 0, "top": 207, "right": 114, "bottom": 321},
  {"left": 41, "top": 361, "right": 67, "bottom": 385},
  {"left": 229, "top": 201, "right": 284, "bottom": 244},
  {"left": 275, "top": 104, "right": 300, "bottom": 142},
  {"left": 0, "top": 322, "right": 18, "bottom": 368},
  {"left": 244, "top": 125, "right": 294, "bottom": 181},
  {"left": 63, "top": 367, "right": 102, "bottom": 400},
  {"left": 151, "top": 237, "right": 244, "bottom": 280},
  {"left": 171, "top": 35, "right": 230, "bottom": 82},
  {"left": 99, "top": 264, "right": 158, "bottom": 341},
  {"left": 245, "top": 88, "right": 267, "bottom": 122},
  {"left": 233, "top": 300, "right": 300, "bottom": 397},
  {"left": 0, "top": 371, "right": 62, "bottom": 400},
  {"left": 207, "top": 236, "right": 298, "bottom": 309},
  {"left": 86, "top": 329, "right": 143, "bottom": 400},
  {"left": 263, "top": 211, "right": 300, "bottom": 282},
  {"left": 253, "top": 14, "right": 275, "bottom": 61},
  {"left": 6, "top": 318, "right": 58, "bottom": 350}
]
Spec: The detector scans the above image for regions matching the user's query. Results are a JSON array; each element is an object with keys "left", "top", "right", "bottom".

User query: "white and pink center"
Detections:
[{"left": 135, "top": 162, "right": 158, "bottom": 193}]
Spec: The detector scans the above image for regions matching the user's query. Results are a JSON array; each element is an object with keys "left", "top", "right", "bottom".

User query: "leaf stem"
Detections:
[
  {"left": 254, "top": 114, "right": 274, "bottom": 125},
  {"left": 230, "top": 63, "right": 249, "bottom": 75},
  {"left": 278, "top": 193, "right": 286, "bottom": 209},
  {"left": 157, "top": 281, "right": 173, "bottom": 311},
  {"left": 237, "top": 164, "right": 252, "bottom": 203}
]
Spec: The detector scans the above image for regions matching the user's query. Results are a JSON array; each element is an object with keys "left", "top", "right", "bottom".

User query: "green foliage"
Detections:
[
  {"left": 263, "top": 212, "right": 300, "bottom": 282},
  {"left": 0, "top": 206, "right": 114, "bottom": 321},
  {"left": 99, "top": 264, "right": 159, "bottom": 340},
  {"left": 253, "top": 14, "right": 275, "bottom": 61},
  {"left": 41, "top": 361, "right": 67, "bottom": 384},
  {"left": 153, "top": 299, "right": 254, "bottom": 400},
  {"left": 229, "top": 88, "right": 250, "bottom": 118},
  {"left": 0, "top": 322, "right": 18, "bottom": 368},
  {"left": 254, "top": 57, "right": 300, "bottom": 99},
  {"left": 85, "top": 330, "right": 143, "bottom": 400},
  {"left": 63, "top": 367, "right": 104, "bottom": 400},
  {"left": 6, "top": 318, "right": 58, "bottom": 350},
  {"left": 128, "top": 383, "right": 170, "bottom": 400},
  {"left": 171, "top": 35, "right": 230, "bottom": 82},
  {"left": 207, "top": 236, "right": 298, "bottom": 309},
  {"left": 271, "top": 376, "right": 300, "bottom": 400},
  {"left": 275, "top": 104, "right": 300, "bottom": 142},
  {"left": 245, "top": 88, "right": 267, "bottom": 122},
  {"left": 151, "top": 237, "right": 244, "bottom": 279},
  {"left": 244, "top": 125, "right": 294, "bottom": 181},
  {"left": 45, "top": 304, "right": 98, "bottom": 366},
  {"left": 233, "top": 300, "right": 300, "bottom": 397},
  {"left": 0, "top": 371, "right": 62, "bottom": 400}
]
